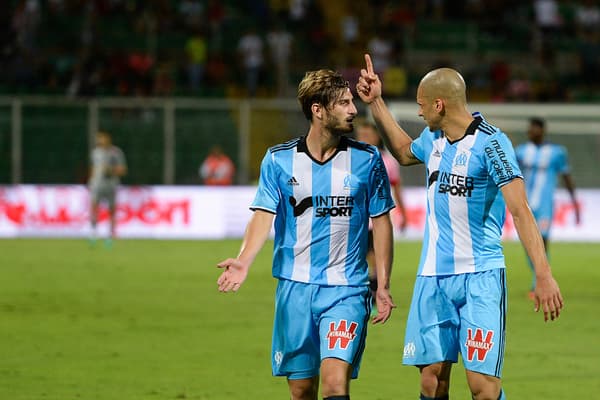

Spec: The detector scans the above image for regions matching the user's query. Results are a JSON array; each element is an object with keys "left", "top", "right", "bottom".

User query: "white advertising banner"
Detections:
[{"left": 0, "top": 185, "right": 596, "bottom": 241}]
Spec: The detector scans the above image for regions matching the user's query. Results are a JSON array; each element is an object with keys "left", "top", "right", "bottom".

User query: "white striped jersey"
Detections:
[
  {"left": 251, "top": 135, "right": 395, "bottom": 286},
  {"left": 515, "top": 142, "right": 569, "bottom": 217},
  {"left": 410, "top": 116, "right": 523, "bottom": 276}
]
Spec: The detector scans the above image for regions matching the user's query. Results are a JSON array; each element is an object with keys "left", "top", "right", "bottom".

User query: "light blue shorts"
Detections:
[
  {"left": 402, "top": 269, "right": 507, "bottom": 378},
  {"left": 532, "top": 207, "right": 553, "bottom": 239},
  {"left": 272, "top": 279, "right": 371, "bottom": 380}
]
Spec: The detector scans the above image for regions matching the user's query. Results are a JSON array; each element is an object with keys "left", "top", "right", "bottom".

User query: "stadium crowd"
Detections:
[{"left": 1, "top": 0, "right": 599, "bottom": 101}]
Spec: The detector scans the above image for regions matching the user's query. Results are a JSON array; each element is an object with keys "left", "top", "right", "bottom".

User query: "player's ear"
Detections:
[
  {"left": 434, "top": 98, "right": 444, "bottom": 114},
  {"left": 311, "top": 103, "right": 323, "bottom": 120}
]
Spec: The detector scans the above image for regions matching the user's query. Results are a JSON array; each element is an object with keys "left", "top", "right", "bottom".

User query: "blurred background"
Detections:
[{"left": 0, "top": 0, "right": 599, "bottom": 187}]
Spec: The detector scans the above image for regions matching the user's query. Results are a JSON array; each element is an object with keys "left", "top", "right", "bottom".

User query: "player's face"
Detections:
[
  {"left": 96, "top": 134, "right": 110, "bottom": 148},
  {"left": 324, "top": 88, "right": 357, "bottom": 135},
  {"left": 528, "top": 124, "right": 544, "bottom": 143},
  {"left": 416, "top": 86, "right": 442, "bottom": 131}
]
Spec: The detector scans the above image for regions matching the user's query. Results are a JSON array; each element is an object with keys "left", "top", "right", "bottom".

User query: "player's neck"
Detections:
[
  {"left": 306, "top": 127, "right": 340, "bottom": 162},
  {"left": 442, "top": 111, "right": 474, "bottom": 142}
]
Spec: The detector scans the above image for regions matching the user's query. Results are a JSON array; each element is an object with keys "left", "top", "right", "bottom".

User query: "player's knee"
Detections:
[
  {"left": 419, "top": 364, "right": 450, "bottom": 397},
  {"left": 320, "top": 373, "right": 349, "bottom": 398},
  {"left": 468, "top": 376, "right": 501, "bottom": 400},
  {"left": 288, "top": 379, "right": 318, "bottom": 400}
]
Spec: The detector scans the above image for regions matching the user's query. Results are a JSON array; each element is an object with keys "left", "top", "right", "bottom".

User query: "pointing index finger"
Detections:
[{"left": 365, "top": 54, "right": 374, "bottom": 75}]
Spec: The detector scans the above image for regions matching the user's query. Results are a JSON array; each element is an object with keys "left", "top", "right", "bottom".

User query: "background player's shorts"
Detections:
[
  {"left": 271, "top": 279, "right": 371, "bottom": 380},
  {"left": 90, "top": 184, "right": 117, "bottom": 209},
  {"left": 402, "top": 269, "right": 507, "bottom": 378},
  {"left": 532, "top": 208, "right": 553, "bottom": 238}
]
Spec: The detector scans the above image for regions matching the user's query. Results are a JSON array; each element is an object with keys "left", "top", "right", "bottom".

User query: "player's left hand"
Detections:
[
  {"left": 216, "top": 258, "right": 249, "bottom": 293},
  {"left": 534, "top": 274, "right": 564, "bottom": 322},
  {"left": 371, "top": 287, "right": 396, "bottom": 324}
]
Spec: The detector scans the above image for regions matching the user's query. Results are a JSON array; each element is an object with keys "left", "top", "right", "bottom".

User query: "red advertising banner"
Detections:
[{"left": 0, "top": 185, "right": 593, "bottom": 241}]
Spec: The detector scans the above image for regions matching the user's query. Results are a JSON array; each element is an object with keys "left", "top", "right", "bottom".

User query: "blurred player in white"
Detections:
[
  {"left": 515, "top": 117, "right": 580, "bottom": 298},
  {"left": 88, "top": 131, "right": 127, "bottom": 245}
]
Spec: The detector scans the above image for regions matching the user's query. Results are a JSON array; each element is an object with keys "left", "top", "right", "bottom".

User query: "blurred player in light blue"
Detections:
[
  {"left": 217, "top": 69, "right": 395, "bottom": 400},
  {"left": 515, "top": 118, "right": 580, "bottom": 296},
  {"left": 357, "top": 54, "right": 564, "bottom": 400},
  {"left": 88, "top": 131, "right": 127, "bottom": 246}
]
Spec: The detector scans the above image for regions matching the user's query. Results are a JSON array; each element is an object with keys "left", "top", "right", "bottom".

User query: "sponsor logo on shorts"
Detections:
[
  {"left": 326, "top": 319, "right": 358, "bottom": 350},
  {"left": 403, "top": 342, "right": 416, "bottom": 358},
  {"left": 465, "top": 328, "right": 495, "bottom": 362}
]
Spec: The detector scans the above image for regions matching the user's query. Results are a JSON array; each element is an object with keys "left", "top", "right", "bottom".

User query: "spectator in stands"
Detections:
[
  {"left": 237, "top": 27, "right": 264, "bottom": 97},
  {"left": 267, "top": 21, "right": 293, "bottom": 97},
  {"left": 185, "top": 28, "right": 207, "bottom": 92},
  {"left": 199, "top": 145, "right": 236, "bottom": 186},
  {"left": 575, "top": 0, "right": 600, "bottom": 35}
]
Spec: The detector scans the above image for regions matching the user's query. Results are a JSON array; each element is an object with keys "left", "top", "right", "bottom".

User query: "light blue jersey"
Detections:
[
  {"left": 410, "top": 116, "right": 522, "bottom": 276},
  {"left": 252, "top": 135, "right": 395, "bottom": 286},
  {"left": 515, "top": 142, "right": 569, "bottom": 229}
]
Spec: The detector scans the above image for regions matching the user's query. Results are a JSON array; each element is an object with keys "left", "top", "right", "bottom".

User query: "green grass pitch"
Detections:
[{"left": 1, "top": 239, "right": 599, "bottom": 399}]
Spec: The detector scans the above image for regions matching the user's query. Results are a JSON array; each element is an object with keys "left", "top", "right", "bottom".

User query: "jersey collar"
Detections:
[
  {"left": 297, "top": 135, "right": 348, "bottom": 165},
  {"left": 446, "top": 116, "right": 482, "bottom": 145}
]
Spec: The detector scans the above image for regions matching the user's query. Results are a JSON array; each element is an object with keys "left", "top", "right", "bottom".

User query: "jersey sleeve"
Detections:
[
  {"left": 250, "top": 150, "right": 280, "bottom": 214},
  {"left": 555, "top": 145, "right": 571, "bottom": 175},
  {"left": 368, "top": 150, "right": 395, "bottom": 217},
  {"left": 484, "top": 133, "right": 523, "bottom": 187},
  {"left": 410, "top": 128, "right": 430, "bottom": 163}
]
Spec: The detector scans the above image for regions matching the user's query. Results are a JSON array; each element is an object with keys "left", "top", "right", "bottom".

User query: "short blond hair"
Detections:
[{"left": 297, "top": 69, "right": 349, "bottom": 121}]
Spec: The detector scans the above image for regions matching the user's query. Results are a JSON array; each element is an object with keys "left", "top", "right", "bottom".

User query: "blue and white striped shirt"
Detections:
[
  {"left": 251, "top": 135, "right": 394, "bottom": 286},
  {"left": 515, "top": 142, "right": 569, "bottom": 218},
  {"left": 410, "top": 116, "right": 522, "bottom": 276}
]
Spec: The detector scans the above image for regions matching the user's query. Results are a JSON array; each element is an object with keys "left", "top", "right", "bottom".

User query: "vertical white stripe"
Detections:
[
  {"left": 327, "top": 150, "right": 350, "bottom": 285},
  {"left": 449, "top": 134, "right": 477, "bottom": 274},
  {"left": 291, "top": 150, "right": 312, "bottom": 282},
  {"left": 529, "top": 145, "right": 551, "bottom": 210},
  {"left": 421, "top": 138, "right": 445, "bottom": 275}
]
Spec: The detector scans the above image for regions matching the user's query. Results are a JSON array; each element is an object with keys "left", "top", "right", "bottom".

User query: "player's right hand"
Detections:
[
  {"left": 357, "top": 54, "right": 382, "bottom": 104},
  {"left": 216, "top": 258, "right": 249, "bottom": 292},
  {"left": 372, "top": 287, "right": 396, "bottom": 324}
]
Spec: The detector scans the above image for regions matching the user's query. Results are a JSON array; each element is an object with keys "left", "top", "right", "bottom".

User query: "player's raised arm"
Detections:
[
  {"left": 356, "top": 54, "right": 419, "bottom": 166},
  {"left": 501, "top": 179, "right": 564, "bottom": 321},
  {"left": 217, "top": 210, "right": 274, "bottom": 292}
]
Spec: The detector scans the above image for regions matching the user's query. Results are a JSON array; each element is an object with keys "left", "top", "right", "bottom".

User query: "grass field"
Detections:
[{"left": 1, "top": 239, "right": 599, "bottom": 399}]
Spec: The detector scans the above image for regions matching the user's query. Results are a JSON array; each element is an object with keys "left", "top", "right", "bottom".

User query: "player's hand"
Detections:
[
  {"left": 356, "top": 54, "right": 382, "bottom": 104},
  {"left": 371, "top": 287, "right": 396, "bottom": 324},
  {"left": 216, "top": 258, "right": 249, "bottom": 292},
  {"left": 533, "top": 274, "right": 564, "bottom": 322}
]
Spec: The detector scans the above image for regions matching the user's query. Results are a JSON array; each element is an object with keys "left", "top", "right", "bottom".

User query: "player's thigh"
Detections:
[
  {"left": 317, "top": 285, "right": 370, "bottom": 379},
  {"left": 272, "top": 279, "right": 320, "bottom": 379},
  {"left": 460, "top": 269, "right": 507, "bottom": 378},
  {"left": 320, "top": 357, "right": 352, "bottom": 396},
  {"left": 403, "top": 276, "right": 461, "bottom": 367}
]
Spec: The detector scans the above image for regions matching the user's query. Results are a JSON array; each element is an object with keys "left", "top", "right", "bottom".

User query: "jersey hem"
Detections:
[{"left": 417, "top": 265, "right": 506, "bottom": 277}]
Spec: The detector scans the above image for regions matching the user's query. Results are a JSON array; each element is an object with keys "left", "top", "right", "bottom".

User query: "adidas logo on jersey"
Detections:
[
  {"left": 433, "top": 150, "right": 441, "bottom": 157},
  {"left": 287, "top": 176, "right": 299, "bottom": 186}
]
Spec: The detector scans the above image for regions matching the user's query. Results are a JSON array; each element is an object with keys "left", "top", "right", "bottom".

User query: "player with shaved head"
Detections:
[{"left": 357, "top": 55, "right": 564, "bottom": 400}]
